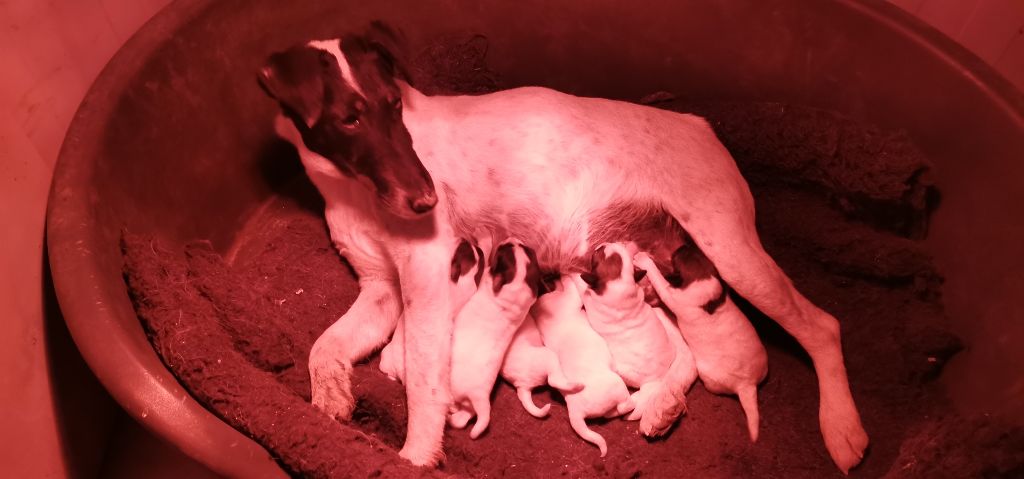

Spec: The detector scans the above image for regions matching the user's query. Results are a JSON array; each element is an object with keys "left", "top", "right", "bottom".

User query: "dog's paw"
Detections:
[
  {"left": 398, "top": 442, "right": 444, "bottom": 467},
  {"left": 309, "top": 357, "right": 356, "bottom": 421},
  {"left": 821, "top": 406, "right": 869, "bottom": 474}
]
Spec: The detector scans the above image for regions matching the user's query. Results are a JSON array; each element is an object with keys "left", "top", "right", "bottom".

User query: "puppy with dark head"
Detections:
[
  {"left": 575, "top": 243, "right": 697, "bottom": 434},
  {"left": 635, "top": 240, "right": 768, "bottom": 442},
  {"left": 449, "top": 239, "right": 542, "bottom": 439}
]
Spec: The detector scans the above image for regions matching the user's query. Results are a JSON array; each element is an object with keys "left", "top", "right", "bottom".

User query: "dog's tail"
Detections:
[
  {"left": 517, "top": 387, "right": 551, "bottom": 418},
  {"left": 737, "top": 385, "right": 760, "bottom": 442},
  {"left": 469, "top": 396, "right": 491, "bottom": 439},
  {"left": 569, "top": 410, "right": 608, "bottom": 457}
]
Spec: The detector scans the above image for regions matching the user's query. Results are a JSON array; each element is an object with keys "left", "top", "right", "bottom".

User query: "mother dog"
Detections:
[{"left": 257, "top": 22, "right": 868, "bottom": 473}]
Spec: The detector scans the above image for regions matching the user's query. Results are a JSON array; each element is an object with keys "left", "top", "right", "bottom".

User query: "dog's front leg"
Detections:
[
  {"left": 310, "top": 278, "right": 402, "bottom": 420},
  {"left": 397, "top": 241, "right": 456, "bottom": 466}
]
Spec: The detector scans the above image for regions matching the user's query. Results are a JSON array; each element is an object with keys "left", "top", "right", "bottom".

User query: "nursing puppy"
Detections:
[
  {"left": 533, "top": 275, "right": 633, "bottom": 457},
  {"left": 379, "top": 238, "right": 484, "bottom": 382},
  {"left": 259, "top": 23, "right": 867, "bottom": 470},
  {"left": 448, "top": 240, "right": 542, "bottom": 439},
  {"left": 500, "top": 314, "right": 583, "bottom": 418},
  {"left": 635, "top": 242, "right": 769, "bottom": 442}
]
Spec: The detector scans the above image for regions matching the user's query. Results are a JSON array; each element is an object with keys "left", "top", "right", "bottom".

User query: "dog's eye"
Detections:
[
  {"left": 340, "top": 114, "right": 360, "bottom": 128},
  {"left": 391, "top": 98, "right": 402, "bottom": 110}
]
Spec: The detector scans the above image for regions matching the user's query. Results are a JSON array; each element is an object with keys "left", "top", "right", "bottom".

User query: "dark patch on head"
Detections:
[
  {"left": 259, "top": 26, "right": 434, "bottom": 219},
  {"left": 538, "top": 273, "right": 561, "bottom": 297},
  {"left": 450, "top": 239, "right": 478, "bottom": 283},
  {"left": 580, "top": 245, "right": 624, "bottom": 295},
  {"left": 257, "top": 45, "right": 328, "bottom": 128},
  {"left": 473, "top": 245, "right": 485, "bottom": 286},
  {"left": 670, "top": 237, "right": 720, "bottom": 289},
  {"left": 491, "top": 243, "right": 517, "bottom": 295},
  {"left": 702, "top": 288, "right": 728, "bottom": 314},
  {"left": 521, "top": 245, "right": 543, "bottom": 298}
]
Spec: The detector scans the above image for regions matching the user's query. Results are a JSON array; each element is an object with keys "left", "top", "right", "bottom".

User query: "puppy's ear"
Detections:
[
  {"left": 450, "top": 239, "right": 477, "bottom": 283},
  {"left": 521, "top": 245, "right": 543, "bottom": 297},
  {"left": 258, "top": 46, "right": 327, "bottom": 128},
  {"left": 633, "top": 267, "right": 647, "bottom": 283},
  {"left": 364, "top": 20, "right": 414, "bottom": 86},
  {"left": 538, "top": 274, "right": 560, "bottom": 296},
  {"left": 665, "top": 273, "right": 684, "bottom": 288},
  {"left": 473, "top": 245, "right": 486, "bottom": 286},
  {"left": 490, "top": 243, "right": 517, "bottom": 294},
  {"left": 579, "top": 272, "right": 600, "bottom": 290}
]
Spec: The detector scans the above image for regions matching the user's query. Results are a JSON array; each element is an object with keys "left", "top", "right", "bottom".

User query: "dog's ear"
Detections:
[
  {"left": 579, "top": 272, "right": 600, "bottom": 290},
  {"left": 450, "top": 239, "right": 478, "bottom": 283},
  {"left": 490, "top": 243, "right": 517, "bottom": 294},
  {"left": 538, "top": 274, "right": 560, "bottom": 296},
  {"left": 363, "top": 20, "right": 415, "bottom": 86},
  {"left": 633, "top": 267, "right": 647, "bottom": 283},
  {"left": 258, "top": 46, "right": 327, "bottom": 128}
]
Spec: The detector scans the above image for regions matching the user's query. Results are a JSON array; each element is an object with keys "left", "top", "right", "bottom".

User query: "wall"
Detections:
[
  {"left": 0, "top": 0, "right": 1020, "bottom": 477},
  {"left": 1, "top": 1, "right": 172, "bottom": 477}
]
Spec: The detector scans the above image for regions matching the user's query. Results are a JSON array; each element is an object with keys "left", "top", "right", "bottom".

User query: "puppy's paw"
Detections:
[
  {"left": 448, "top": 409, "right": 473, "bottom": 429},
  {"left": 821, "top": 405, "right": 869, "bottom": 474},
  {"left": 632, "top": 252, "right": 657, "bottom": 271},
  {"left": 638, "top": 387, "right": 687, "bottom": 437},
  {"left": 625, "top": 382, "right": 663, "bottom": 421}
]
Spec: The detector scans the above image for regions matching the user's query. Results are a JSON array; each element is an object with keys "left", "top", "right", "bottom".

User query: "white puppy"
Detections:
[
  {"left": 448, "top": 239, "right": 542, "bottom": 439},
  {"left": 635, "top": 242, "right": 768, "bottom": 442},
  {"left": 576, "top": 243, "right": 692, "bottom": 424},
  {"left": 379, "top": 238, "right": 485, "bottom": 383},
  {"left": 500, "top": 313, "right": 583, "bottom": 417},
  {"left": 533, "top": 275, "right": 633, "bottom": 457}
]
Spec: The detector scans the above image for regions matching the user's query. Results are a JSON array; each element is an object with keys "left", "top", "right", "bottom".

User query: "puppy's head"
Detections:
[
  {"left": 490, "top": 239, "right": 543, "bottom": 298},
  {"left": 669, "top": 240, "right": 719, "bottom": 288},
  {"left": 579, "top": 242, "right": 646, "bottom": 295},
  {"left": 450, "top": 239, "right": 486, "bottom": 286},
  {"left": 258, "top": 22, "right": 435, "bottom": 218}
]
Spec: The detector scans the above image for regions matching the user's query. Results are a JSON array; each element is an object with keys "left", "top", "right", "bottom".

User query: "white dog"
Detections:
[
  {"left": 635, "top": 243, "right": 768, "bottom": 442},
  {"left": 379, "top": 238, "right": 485, "bottom": 383},
  {"left": 500, "top": 313, "right": 583, "bottom": 418},
  {"left": 258, "top": 22, "right": 867, "bottom": 471},
  {"left": 533, "top": 275, "right": 634, "bottom": 457},
  {"left": 448, "top": 239, "right": 542, "bottom": 438}
]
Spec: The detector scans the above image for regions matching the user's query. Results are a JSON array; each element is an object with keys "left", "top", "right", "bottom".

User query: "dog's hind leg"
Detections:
[
  {"left": 310, "top": 278, "right": 401, "bottom": 421},
  {"left": 668, "top": 188, "right": 869, "bottom": 473}
]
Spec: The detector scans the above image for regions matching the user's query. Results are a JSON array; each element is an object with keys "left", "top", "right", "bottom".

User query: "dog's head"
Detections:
[
  {"left": 668, "top": 240, "right": 719, "bottom": 288},
  {"left": 490, "top": 239, "right": 543, "bottom": 299},
  {"left": 450, "top": 238, "right": 486, "bottom": 310},
  {"left": 579, "top": 242, "right": 646, "bottom": 295},
  {"left": 258, "top": 22, "right": 435, "bottom": 218}
]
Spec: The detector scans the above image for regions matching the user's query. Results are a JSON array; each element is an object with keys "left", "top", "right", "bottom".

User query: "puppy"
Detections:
[
  {"left": 533, "top": 275, "right": 633, "bottom": 457},
  {"left": 577, "top": 243, "right": 687, "bottom": 421},
  {"left": 500, "top": 313, "right": 583, "bottom": 418},
  {"left": 448, "top": 239, "right": 542, "bottom": 439},
  {"left": 634, "top": 242, "right": 768, "bottom": 442},
  {"left": 379, "top": 238, "right": 485, "bottom": 382}
]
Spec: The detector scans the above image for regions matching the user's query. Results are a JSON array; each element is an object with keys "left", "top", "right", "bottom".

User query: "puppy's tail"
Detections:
[
  {"left": 469, "top": 397, "right": 491, "bottom": 439},
  {"left": 517, "top": 387, "right": 551, "bottom": 418},
  {"left": 569, "top": 410, "right": 608, "bottom": 457},
  {"left": 737, "top": 385, "right": 760, "bottom": 442}
]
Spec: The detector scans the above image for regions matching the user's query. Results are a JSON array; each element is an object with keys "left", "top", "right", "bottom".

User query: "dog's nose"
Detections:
[{"left": 408, "top": 191, "right": 437, "bottom": 214}]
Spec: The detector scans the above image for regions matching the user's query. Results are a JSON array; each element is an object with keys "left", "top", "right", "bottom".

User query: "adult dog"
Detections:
[{"left": 257, "top": 22, "right": 868, "bottom": 473}]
